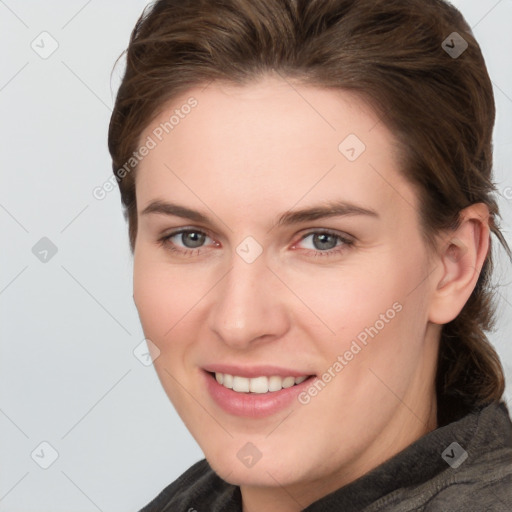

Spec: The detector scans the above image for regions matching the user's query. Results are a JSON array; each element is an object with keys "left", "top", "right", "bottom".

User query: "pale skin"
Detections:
[{"left": 132, "top": 76, "right": 490, "bottom": 512}]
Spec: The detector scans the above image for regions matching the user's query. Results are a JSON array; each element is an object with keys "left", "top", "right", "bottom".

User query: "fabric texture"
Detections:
[{"left": 138, "top": 401, "right": 512, "bottom": 511}]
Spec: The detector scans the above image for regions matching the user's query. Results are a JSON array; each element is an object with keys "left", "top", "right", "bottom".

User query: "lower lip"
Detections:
[{"left": 203, "top": 371, "right": 315, "bottom": 418}]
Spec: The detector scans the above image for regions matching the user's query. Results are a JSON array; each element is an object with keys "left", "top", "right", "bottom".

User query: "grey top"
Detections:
[{"left": 139, "top": 401, "right": 512, "bottom": 511}]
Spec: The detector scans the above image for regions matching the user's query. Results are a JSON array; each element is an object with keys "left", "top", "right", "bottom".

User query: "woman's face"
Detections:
[{"left": 133, "top": 76, "right": 441, "bottom": 503}]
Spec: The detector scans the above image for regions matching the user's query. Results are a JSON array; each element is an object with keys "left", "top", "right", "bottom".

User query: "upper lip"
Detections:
[{"left": 203, "top": 364, "right": 315, "bottom": 378}]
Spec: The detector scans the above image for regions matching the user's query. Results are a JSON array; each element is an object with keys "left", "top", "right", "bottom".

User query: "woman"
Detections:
[{"left": 108, "top": 0, "right": 512, "bottom": 510}]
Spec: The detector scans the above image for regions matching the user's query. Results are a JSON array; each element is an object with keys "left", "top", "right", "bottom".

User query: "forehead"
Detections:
[{"left": 135, "top": 76, "right": 418, "bottom": 221}]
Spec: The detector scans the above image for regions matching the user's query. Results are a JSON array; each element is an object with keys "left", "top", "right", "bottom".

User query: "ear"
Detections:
[{"left": 428, "top": 203, "right": 490, "bottom": 325}]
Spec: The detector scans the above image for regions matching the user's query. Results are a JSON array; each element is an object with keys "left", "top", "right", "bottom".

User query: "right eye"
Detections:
[{"left": 159, "top": 228, "right": 219, "bottom": 256}]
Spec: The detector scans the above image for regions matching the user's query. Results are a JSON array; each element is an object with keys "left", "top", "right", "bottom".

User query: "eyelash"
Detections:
[{"left": 157, "top": 228, "right": 354, "bottom": 258}]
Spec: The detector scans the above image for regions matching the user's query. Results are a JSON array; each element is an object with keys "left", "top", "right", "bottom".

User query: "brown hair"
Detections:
[{"left": 108, "top": 0, "right": 511, "bottom": 424}]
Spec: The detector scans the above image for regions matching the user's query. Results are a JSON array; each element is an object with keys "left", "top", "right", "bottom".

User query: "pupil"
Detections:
[
  {"left": 183, "top": 231, "right": 205, "bottom": 248},
  {"left": 313, "top": 233, "right": 337, "bottom": 250}
]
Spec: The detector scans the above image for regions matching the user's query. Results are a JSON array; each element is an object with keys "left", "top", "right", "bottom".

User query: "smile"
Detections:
[
  {"left": 204, "top": 370, "right": 317, "bottom": 417},
  {"left": 214, "top": 372, "right": 309, "bottom": 393}
]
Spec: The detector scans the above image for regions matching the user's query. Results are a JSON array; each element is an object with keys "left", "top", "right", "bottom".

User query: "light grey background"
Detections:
[{"left": 1, "top": 1, "right": 511, "bottom": 511}]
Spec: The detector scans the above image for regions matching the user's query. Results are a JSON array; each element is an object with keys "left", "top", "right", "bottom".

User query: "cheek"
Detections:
[
  {"left": 284, "top": 260, "right": 404, "bottom": 338},
  {"left": 133, "top": 256, "right": 200, "bottom": 407},
  {"left": 133, "top": 254, "right": 195, "bottom": 345},
  {"left": 287, "top": 252, "right": 428, "bottom": 361}
]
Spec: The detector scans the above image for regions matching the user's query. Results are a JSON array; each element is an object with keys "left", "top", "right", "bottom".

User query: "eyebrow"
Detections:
[{"left": 140, "top": 199, "right": 379, "bottom": 227}]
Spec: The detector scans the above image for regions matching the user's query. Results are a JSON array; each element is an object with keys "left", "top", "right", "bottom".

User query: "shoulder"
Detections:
[
  {"left": 422, "top": 472, "right": 512, "bottom": 511},
  {"left": 369, "top": 401, "right": 512, "bottom": 512},
  {"left": 138, "top": 458, "right": 241, "bottom": 512},
  {"left": 422, "top": 402, "right": 512, "bottom": 511}
]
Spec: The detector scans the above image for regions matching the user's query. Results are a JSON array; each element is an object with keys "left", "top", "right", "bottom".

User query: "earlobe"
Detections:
[{"left": 428, "top": 204, "right": 490, "bottom": 325}]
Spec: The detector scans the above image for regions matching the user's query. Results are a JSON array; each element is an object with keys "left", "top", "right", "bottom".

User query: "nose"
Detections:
[{"left": 208, "top": 250, "right": 290, "bottom": 350}]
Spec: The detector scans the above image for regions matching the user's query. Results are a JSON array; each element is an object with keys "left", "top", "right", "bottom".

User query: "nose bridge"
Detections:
[{"left": 208, "top": 248, "right": 286, "bottom": 348}]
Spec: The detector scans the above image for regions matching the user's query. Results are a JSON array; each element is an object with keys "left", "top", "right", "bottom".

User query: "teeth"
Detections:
[
  {"left": 223, "top": 373, "right": 233, "bottom": 389},
  {"left": 249, "top": 376, "right": 268, "bottom": 394},
  {"left": 268, "top": 375, "right": 282, "bottom": 392},
  {"left": 233, "top": 376, "right": 250, "bottom": 392},
  {"left": 282, "top": 376, "right": 295, "bottom": 388},
  {"left": 214, "top": 373, "right": 310, "bottom": 393}
]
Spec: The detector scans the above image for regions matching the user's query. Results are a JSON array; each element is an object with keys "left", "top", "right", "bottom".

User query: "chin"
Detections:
[
  {"left": 204, "top": 445, "right": 306, "bottom": 487},
  {"left": 212, "top": 460, "right": 295, "bottom": 487}
]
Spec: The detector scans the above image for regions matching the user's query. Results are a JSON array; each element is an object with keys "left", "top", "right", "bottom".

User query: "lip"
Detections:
[
  {"left": 202, "top": 364, "right": 313, "bottom": 378},
  {"left": 202, "top": 369, "right": 316, "bottom": 418}
]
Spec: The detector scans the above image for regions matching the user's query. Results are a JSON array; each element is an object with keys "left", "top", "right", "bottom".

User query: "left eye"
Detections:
[{"left": 297, "top": 232, "right": 347, "bottom": 251}]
